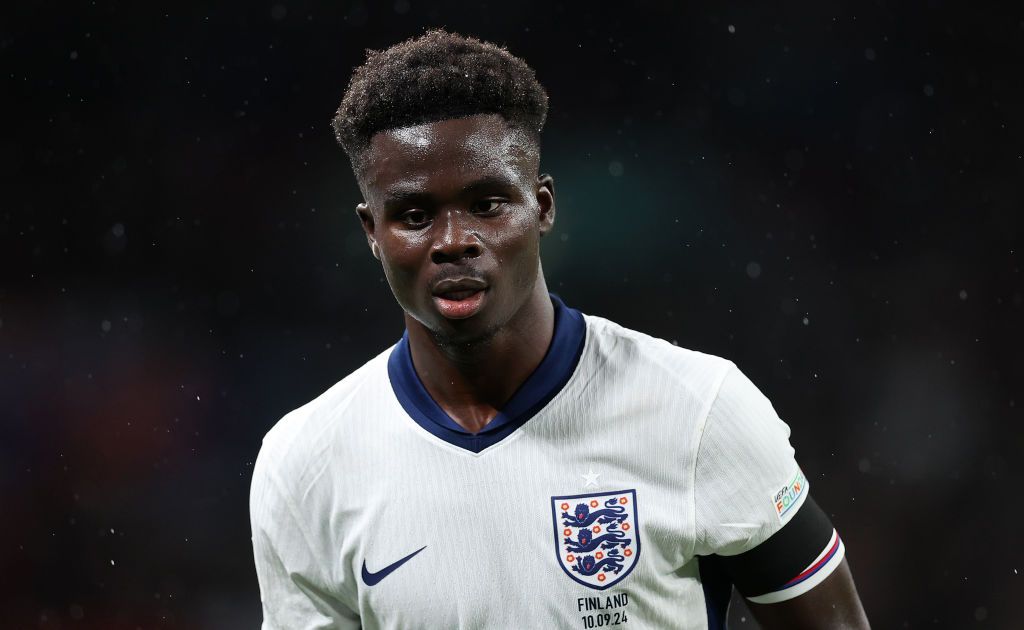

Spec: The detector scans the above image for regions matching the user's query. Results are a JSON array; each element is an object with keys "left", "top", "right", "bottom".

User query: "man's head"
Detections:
[
  {"left": 332, "top": 28, "right": 549, "bottom": 181},
  {"left": 331, "top": 29, "right": 556, "bottom": 346}
]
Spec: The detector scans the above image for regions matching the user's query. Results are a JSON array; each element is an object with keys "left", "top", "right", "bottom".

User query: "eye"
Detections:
[
  {"left": 473, "top": 199, "right": 505, "bottom": 214},
  {"left": 399, "top": 209, "right": 430, "bottom": 227}
]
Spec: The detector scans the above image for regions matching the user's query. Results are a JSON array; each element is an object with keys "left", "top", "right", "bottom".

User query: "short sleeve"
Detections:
[
  {"left": 693, "top": 363, "right": 807, "bottom": 556},
  {"left": 693, "top": 363, "right": 844, "bottom": 603},
  {"left": 250, "top": 445, "right": 360, "bottom": 629}
]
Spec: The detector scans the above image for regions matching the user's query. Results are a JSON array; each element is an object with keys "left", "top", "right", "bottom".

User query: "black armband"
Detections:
[{"left": 707, "top": 497, "right": 846, "bottom": 606}]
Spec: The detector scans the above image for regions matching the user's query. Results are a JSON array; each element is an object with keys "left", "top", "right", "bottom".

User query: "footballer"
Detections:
[{"left": 250, "top": 29, "right": 870, "bottom": 629}]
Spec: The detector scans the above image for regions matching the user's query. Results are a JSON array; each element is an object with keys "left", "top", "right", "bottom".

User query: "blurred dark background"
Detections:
[{"left": 3, "top": 1, "right": 1022, "bottom": 628}]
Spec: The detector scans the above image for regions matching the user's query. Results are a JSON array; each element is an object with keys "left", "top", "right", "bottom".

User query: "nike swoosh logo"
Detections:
[{"left": 361, "top": 546, "right": 427, "bottom": 586}]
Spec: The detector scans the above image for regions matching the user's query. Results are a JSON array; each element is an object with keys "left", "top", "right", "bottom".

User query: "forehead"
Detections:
[{"left": 360, "top": 114, "right": 536, "bottom": 200}]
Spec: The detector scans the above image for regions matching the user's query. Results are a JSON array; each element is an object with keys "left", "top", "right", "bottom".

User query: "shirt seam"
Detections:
[{"left": 687, "top": 359, "right": 736, "bottom": 561}]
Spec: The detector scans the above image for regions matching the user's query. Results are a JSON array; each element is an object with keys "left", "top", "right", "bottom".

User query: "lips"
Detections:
[
  {"left": 431, "top": 277, "right": 489, "bottom": 319},
  {"left": 431, "top": 277, "right": 488, "bottom": 298}
]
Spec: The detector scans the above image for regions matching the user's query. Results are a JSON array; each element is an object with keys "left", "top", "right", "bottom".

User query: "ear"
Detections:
[
  {"left": 536, "top": 173, "right": 556, "bottom": 237},
  {"left": 355, "top": 202, "right": 380, "bottom": 259}
]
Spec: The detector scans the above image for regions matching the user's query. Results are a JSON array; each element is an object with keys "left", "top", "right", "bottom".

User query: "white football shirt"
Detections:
[{"left": 250, "top": 294, "right": 843, "bottom": 629}]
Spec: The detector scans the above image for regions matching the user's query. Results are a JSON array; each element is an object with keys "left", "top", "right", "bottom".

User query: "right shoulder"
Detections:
[{"left": 252, "top": 343, "right": 394, "bottom": 494}]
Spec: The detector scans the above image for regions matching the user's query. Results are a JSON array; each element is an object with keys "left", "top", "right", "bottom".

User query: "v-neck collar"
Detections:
[{"left": 386, "top": 293, "right": 587, "bottom": 453}]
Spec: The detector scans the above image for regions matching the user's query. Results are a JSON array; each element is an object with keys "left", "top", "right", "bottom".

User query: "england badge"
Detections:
[{"left": 551, "top": 489, "right": 640, "bottom": 590}]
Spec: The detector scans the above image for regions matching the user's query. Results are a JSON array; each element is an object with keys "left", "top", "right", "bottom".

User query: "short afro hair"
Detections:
[{"left": 331, "top": 28, "right": 549, "bottom": 174}]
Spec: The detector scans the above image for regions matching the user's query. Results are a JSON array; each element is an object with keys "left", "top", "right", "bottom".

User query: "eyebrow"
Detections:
[{"left": 382, "top": 174, "right": 518, "bottom": 208}]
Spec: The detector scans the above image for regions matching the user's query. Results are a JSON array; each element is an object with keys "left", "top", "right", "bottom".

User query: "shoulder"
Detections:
[
  {"left": 703, "top": 358, "right": 790, "bottom": 440},
  {"left": 580, "top": 311, "right": 735, "bottom": 405},
  {"left": 253, "top": 343, "right": 395, "bottom": 494}
]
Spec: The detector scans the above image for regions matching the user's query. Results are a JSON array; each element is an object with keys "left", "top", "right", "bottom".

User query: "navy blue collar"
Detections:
[{"left": 387, "top": 293, "right": 586, "bottom": 453}]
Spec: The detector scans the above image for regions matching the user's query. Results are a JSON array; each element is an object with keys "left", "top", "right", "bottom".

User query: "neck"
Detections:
[{"left": 404, "top": 278, "right": 555, "bottom": 433}]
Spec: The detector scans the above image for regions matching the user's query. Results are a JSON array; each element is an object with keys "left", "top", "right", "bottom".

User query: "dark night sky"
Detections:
[{"left": 2, "top": 2, "right": 1022, "bottom": 628}]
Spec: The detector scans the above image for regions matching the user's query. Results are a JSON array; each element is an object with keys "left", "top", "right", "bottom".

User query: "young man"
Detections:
[{"left": 250, "top": 29, "right": 870, "bottom": 629}]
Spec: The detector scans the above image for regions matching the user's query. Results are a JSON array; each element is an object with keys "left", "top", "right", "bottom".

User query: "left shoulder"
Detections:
[{"left": 580, "top": 311, "right": 735, "bottom": 402}]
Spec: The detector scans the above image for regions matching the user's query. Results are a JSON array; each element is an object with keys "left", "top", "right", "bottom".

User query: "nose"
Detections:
[{"left": 430, "top": 208, "right": 482, "bottom": 264}]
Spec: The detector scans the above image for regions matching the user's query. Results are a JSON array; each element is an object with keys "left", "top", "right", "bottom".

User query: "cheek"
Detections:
[
  {"left": 378, "top": 234, "right": 428, "bottom": 288},
  {"left": 382, "top": 229, "right": 429, "bottom": 264},
  {"left": 493, "top": 207, "right": 540, "bottom": 255},
  {"left": 496, "top": 228, "right": 541, "bottom": 289}
]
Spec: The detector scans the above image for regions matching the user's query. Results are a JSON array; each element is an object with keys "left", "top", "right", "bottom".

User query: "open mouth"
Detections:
[
  {"left": 437, "top": 289, "right": 483, "bottom": 301},
  {"left": 432, "top": 287, "right": 488, "bottom": 319}
]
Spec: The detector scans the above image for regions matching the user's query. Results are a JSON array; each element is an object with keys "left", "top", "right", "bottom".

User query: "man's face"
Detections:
[{"left": 356, "top": 113, "right": 555, "bottom": 345}]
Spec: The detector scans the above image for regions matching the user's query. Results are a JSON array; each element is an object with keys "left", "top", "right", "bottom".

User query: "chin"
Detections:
[{"left": 427, "top": 315, "right": 502, "bottom": 350}]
